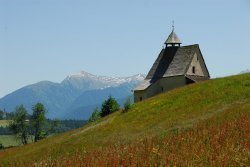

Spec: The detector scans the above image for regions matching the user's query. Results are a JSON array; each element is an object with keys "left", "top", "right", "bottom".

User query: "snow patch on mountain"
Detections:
[
  {"left": 62, "top": 71, "right": 145, "bottom": 90},
  {"left": 240, "top": 69, "right": 250, "bottom": 74}
]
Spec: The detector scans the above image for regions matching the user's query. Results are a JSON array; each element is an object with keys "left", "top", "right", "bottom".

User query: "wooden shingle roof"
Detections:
[
  {"left": 134, "top": 44, "right": 210, "bottom": 91},
  {"left": 134, "top": 79, "right": 153, "bottom": 91},
  {"left": 165, "top": 30, "right": 182, "bottom": 45},
  {"left": 146, "top": 44, "right": 199, "bottom": 79}
]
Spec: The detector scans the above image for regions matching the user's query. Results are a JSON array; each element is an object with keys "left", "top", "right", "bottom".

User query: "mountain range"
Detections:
[{"left": 0, "top": 71, "right": 145, "bottom": 119}]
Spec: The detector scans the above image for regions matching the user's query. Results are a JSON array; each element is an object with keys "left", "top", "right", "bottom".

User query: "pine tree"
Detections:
[
  {"left": 31, "top": 103, "right": 47, "bottom": 142},
  {"left": 100, "top": 96, "right": 120, "bottom": 117}
]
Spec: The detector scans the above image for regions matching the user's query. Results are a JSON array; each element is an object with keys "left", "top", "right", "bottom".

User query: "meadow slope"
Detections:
[{"left": 0, "top": 74, "right": 249, "bottom": 166}]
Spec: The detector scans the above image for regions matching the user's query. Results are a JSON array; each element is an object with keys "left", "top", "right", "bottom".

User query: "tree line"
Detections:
[
  {"left": 0, "top": 96, "right": 131, "bottom": 149},
  {"left": 8, "top": 103, "right": 47, "bottom": 144},
  {"left": 0, "top": 103, "right": 86, "bottom": 146},
  {"left": 0, "top": 109, "right": 14, "bottom": 120}
]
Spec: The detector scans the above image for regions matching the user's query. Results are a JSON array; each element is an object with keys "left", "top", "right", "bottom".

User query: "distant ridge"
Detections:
[{"left": 0, "top": 71, "right": 145, "bottom": 119}]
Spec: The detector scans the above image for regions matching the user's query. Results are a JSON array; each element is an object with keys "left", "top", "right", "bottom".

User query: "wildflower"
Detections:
[{"left": 152, "top": 147, "right": 159, "bottom": 154}]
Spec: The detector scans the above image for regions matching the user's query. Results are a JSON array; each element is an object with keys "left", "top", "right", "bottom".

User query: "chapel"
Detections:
[{"left": 134, "top": 28, "right": 210, "bottom": 102}]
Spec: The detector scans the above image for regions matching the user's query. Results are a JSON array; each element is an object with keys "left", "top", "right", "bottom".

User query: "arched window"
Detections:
[{"left": 192, "top": 66, "right": 196, "bottom": 74}]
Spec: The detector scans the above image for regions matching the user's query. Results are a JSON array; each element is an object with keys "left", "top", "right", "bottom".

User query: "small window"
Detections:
[
  {"left": 197, "top": 56, "right": 198, "bottom": 61},
  {"left": 192, "top": 66, "right": 195, "bottom": 74},
  {"left": 140, "top": 97, "right": 142, "bottom": 101},
  {"left": 161, "top": 87, "right": 164, "bottom": 92}
]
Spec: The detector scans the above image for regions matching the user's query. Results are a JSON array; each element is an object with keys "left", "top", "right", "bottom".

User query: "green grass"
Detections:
[
  {"left": 0, "top": 120, "right": 9, "bottom": 128},
  {"left": 0, "top": 135, "right": 20, "bottom": 148},
  {"left": 0, "top": 74, "right": 249, "bottom": 166},
  {"left": 0, "top": 121, "right": 18, "bottom": 148},
  {"left": 0, "top": 135, "right": 34, "bottom": 148}
]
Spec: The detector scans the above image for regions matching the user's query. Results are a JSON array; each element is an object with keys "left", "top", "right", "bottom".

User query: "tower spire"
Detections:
[{"left": 164, "top": 22, "right": 181, "bottom": 47}]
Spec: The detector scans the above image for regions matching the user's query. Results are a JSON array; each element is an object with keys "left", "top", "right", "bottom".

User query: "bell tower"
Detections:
[{"left": 164, "top": 22, "right": 182, "bottom": 47}]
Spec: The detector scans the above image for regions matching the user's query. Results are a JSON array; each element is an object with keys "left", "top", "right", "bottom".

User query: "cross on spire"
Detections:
[{"left": 172, "top": 20, "right": 175, "bottom": 31}]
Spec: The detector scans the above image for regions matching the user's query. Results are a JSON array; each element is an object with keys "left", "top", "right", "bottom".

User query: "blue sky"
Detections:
[{"left": 0, "top": 0, "right": 250, "bottom": 98}]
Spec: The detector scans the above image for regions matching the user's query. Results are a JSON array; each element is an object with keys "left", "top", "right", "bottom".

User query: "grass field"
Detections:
[
  {"left": 0, "top": 135, "right": 20, "bottom": 148},
  {"left": 0, "top": 135, "right": 34, "bottom": 148},
  {"left": 0, "top": 120, "right": 9, "bottom": 128},
  {"left": 0, "top": 121, "right": 18, "bottom": 148},
  {"left": 0, "top": 74, "right": 249, "bottom": 166}
]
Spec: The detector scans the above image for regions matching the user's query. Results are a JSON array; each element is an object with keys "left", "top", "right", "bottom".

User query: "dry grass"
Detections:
[{"left": 36, "top": 102, "right": 250, "bottom": 167}]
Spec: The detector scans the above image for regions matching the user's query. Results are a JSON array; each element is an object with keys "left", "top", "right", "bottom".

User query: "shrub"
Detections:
[
  {"left": 88, "top": 108, "right": 101, "bottom": 122},
  {"left": 123, "top": 97, "right": 132, "bottom": 113},
  {"left": 0, "top": 143, "right": 4, "bottom": 150}
]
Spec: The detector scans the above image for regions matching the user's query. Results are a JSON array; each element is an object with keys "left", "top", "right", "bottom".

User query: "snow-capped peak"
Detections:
[
  {"left": 62, "top": 70, "right": 145, "bottom": 90},
  {"left": 129, "top": 74, "right": 146, "bottom": 80},
  {"left": 65, "top": 71, "right": 145, "bottom": 81},
  {"left": 66, "top": 71, "right": 95, "bottom": 79}
]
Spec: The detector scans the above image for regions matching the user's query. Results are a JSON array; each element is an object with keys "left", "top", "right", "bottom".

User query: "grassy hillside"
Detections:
[{"left": 0, "top": 74, "right": 249, "bottom": 166}]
